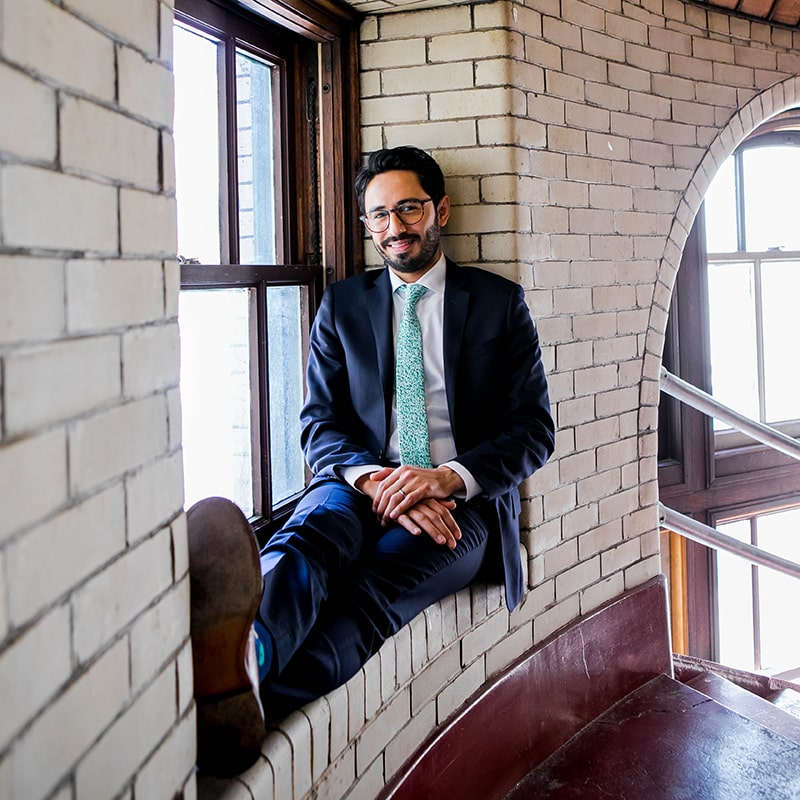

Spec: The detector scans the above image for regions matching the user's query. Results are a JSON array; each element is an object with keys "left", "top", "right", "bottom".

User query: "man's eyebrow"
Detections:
[{"left": 366, "top": 196, "right": 422, "bottom": 213}]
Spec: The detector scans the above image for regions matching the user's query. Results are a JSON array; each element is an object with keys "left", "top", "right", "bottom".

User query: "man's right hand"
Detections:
[{"left": 355, "top": 469, "right": 462, "bottom": 549}]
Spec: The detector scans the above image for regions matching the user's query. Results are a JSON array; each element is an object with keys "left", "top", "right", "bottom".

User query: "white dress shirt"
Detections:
[{"left": 343, "top": 255, "right": 481, "bottom": 500}]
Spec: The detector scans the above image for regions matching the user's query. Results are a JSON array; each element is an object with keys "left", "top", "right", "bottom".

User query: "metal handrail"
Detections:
[
  {"left": 659, "top": 367, "right": 800, "bottom": 578},
  {"left": 660, "top": 367, "right": 800, "bottom": 462},
  {"left": 659, "top": 503, "right": 800, "bottom": 579}
]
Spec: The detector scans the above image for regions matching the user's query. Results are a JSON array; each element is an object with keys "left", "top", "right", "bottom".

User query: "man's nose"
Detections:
[{"left": 386, "top": 210, "right": 409, "bottom": 235}]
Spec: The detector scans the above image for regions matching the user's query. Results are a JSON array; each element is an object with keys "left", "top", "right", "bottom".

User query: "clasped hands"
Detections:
[{"left": 356, "top": 465, "right": 465, "bottom": 549}]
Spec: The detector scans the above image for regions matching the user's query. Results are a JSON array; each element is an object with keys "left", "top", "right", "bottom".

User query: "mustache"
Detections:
[{"left": 381, "top": 233, "right": 419, "bottom": 245}]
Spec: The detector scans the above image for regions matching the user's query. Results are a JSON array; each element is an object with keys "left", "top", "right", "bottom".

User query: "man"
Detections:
[{"left": 188, "top": 146, "right": 555, "bottom": 775}]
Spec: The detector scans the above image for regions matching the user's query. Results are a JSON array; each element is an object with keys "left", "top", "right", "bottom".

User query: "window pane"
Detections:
[
  {"left": 742, "top": 146, "right": 800, "bottom": 252},
  {"left": 180, "top": 289, "right": 256, "bottom": 516},
  {"left": 704, "top": 156, "right": 738, "bottom": 253},
  {"left": 267, "top": 286, "right": 305, "bottom": 504},
  {"left": 756, "top": 507, "right": 800, "bottom": 674},
  {"left": 236, "top": 50, "right": 277, "bottom": 265},
  {"left": 716, "top": 519, "right": 755, "bottom": 671},
  {"left": 707, "top": 261, "right": 759, "bottom": 427},
  {"left": 173, "top": 24, "right": 222, "bottom": 265},
  {"left": 761, "top": 259, "right": 800, "bottom": 424}
]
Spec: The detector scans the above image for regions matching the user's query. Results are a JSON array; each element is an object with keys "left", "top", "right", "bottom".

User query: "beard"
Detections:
[{"left": 376, "top": 220, "right": 441, "bottom": 274}]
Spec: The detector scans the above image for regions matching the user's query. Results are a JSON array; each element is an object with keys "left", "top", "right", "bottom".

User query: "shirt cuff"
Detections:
[
  {"left": 341, "top": 464, "right": 383, "bottom": 491},
  {"left": 443, "top": 460, "right": 482, "bottom": 501}
]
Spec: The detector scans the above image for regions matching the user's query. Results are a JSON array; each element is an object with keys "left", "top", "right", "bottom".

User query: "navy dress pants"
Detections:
[{"left": 257, "top": 478, "right": 489, "bottom": 717}]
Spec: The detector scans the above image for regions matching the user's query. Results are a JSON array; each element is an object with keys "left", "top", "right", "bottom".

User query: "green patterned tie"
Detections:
[{"left": 396, "top": 284, "right": 433, "bottom": 468}]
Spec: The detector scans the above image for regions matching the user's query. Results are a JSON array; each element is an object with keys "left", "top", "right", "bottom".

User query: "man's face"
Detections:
[{"left": 363, "top": 170, "right": 450, "bottom": 280}]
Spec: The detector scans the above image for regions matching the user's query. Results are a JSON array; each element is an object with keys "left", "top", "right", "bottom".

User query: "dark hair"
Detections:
[{"left": 354, "top": 146, "right": 446, "bottom": 213}]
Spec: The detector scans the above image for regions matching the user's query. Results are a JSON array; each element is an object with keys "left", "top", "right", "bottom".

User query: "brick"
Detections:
[
  {"left": 61, "top": 96, "right": 160, "bottom": 189},
  {"left": 436, "top": 656, "right": 485, "bottom": 722},
  {"left": 301, "top": 696, "right": 331, "bottom": 782},
  {"left": 0, "top": 430, "right": 68, "bottom": 545},
  {"left": 67, "top": 0, "right": 160, "bottom": 56},
  {"left": 1, "top": 165, "right": 118, "bottom": 253},
  {"left": 581, "top": 572, "right": 626, "bottom": 613},
  {"left": 3, "top": 0, "right": 115, "bottom": 101},
  {"left": 76, "top": 667, "right": 176, "bottom": 799},
  {"left": 122, "top": 322, "right": 180, "bottom": 398},
  {"left": 118, "top": 46, "right": 175, "bottom": 127},
  {"left": 430, "top": 30, "right": 520, "bottom": 65},
  {"left": 555, "top": 555, "right": 601, "bottom": 600},
  {"left": 5, "top": 335, "right": 121, "bottom": 435},
  {"left": 431, "top": 87, "right": 525, "bottom": 121},
  {"left": 281, "top": 711, "right": 313, "bottom": 798},
  {"left": 360, "top": 39, "right": 426, "bottom": 71},
  {"left": 0, "top": 64, "right": 57, "bottom": 161},
  {"left": 6, "top": 484, "right": 125, "bottom": 625},
  {"left": 384, "top": 700, "right": 436, "bottom": 777},
  {"left": 133, "top": 712, "right": 196, "bottom": 800},
  {"left": 9, "top": 639, "right": 129, "bottom": 800},
  {"left": 72, "top": 528, "right": 172, "bottom": 663},
  {"left": 533, "top": 594, "right": 580, "bottom": 643},
  {"left": 410, "top": 643, "right": 459, "bottom": 713},
  {"left": 363, "top": 652, "right": 381, "bottom": 718},
  {"left": 66, "top": 259, "right": 165, "bottom": 332},
  {"left": 129, "top": 577, "right": 189, "bottom": 692},
  {"left": 120, "top": 188, "right": 177, "bottom": 257},
  {"left": 126, "top": 452, "right": 183, "bottom": 544},
  {"left": 383, "top": 62, "right": 472, "bottom": 96},
  {"left": 355, "top": 690, "right": 410, "bottom": 770},
  {"left": 0, "top": 257, "right": 65, "bottom": 345},
  {"left": 69, "top": 395, "right": 168, "bottom": 494},
  {"left": 261, "top": 730, "right": 292, "bottom": 799},
  {"left": 486, "top": 623, "right": 534, "bottom": 677},
  {"left": 361, "top": 93, "right": 428, "bottom": 126},
  {"left": 380, "top": 6, "right": 471, "bottom": 38},
  {"left": 461, "top": 609, "right": 509, "bottom": 664},
  {"left": 0, "top": 605, "right": 72, "bottom": 752}
]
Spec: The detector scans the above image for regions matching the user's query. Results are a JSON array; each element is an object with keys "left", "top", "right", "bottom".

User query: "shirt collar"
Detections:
[{"left": 389, "top": 253, "right": 447, "bottom": 295}]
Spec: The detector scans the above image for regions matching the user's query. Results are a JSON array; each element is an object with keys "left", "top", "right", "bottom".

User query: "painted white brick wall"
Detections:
[
  {"left": 0, "top": 2, "right": 193, "bottom": 800},
  {"left": 2, "top": 0, "right": 800, "bottom": 799}
]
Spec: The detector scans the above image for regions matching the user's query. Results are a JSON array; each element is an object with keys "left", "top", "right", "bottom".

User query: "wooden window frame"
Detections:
[{"left": 175, "top": 0, "right": 361, "bottom": 540}]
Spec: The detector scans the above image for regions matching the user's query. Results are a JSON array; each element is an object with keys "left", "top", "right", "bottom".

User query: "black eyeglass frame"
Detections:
[{"left": 360, "top": 198, "right": 433, "bottom": 233}]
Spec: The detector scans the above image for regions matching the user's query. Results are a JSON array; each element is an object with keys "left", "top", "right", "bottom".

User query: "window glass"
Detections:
[
  {"left": 707, "top": 260, "right": 759, "bottom": 427},
  {"left": 236, "top": 49, "right": 278, "bottom": 265},
  {"left": 180, "top": 289, "right": 257, "bottom": 516},
  {"left": 756, "top": 507, "right": 800, "bottom": 674},
  {"left": 742, "top": 146, "right": 800, "bottom": 252},
  {"left": 715, "top": 519, "right": 754, "bottom": 671},
  {"left": 704, "top": 156, "right": 738, "bottom": 253},
  {"left": 174, "top": 23, "right": 222, "bottom": 264},
  {"left": 761, "top": 259, "right": 800, "bottom": 423},
  {"left": 267, "top": 286, "right": 306, "bottom": 503}
]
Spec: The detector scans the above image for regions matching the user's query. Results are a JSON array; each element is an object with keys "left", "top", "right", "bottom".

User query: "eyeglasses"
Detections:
[{"left": 360, "top": 199, "right": 433, "bottom": 233}]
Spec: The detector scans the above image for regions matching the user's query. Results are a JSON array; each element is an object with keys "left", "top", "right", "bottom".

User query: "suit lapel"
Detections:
[
  {"left": 443, "top": 259, "right": 469, "bottom": 435},
  {"left": 365, "top": 269, "right": 394, "bottom": 453}
]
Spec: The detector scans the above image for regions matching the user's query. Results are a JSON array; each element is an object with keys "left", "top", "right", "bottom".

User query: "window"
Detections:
[
  {"left": 174, "top": 0, "right": 360, "bottom": 536},
  {"left": 659, "top": 109, "right": 800, "bottom": 668},
  {"left": 716, "top": 505, "right": 800, "bottom": 681}
]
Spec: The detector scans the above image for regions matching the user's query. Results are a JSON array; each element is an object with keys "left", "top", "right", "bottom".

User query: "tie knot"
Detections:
[{"left": 399, "top": 283, "right": 426, "bottom": 308}]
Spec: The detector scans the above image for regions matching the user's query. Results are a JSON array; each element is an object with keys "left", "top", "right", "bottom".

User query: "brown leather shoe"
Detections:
[{"left": 187, "top": 496, "right": 266, "bottom": 776}]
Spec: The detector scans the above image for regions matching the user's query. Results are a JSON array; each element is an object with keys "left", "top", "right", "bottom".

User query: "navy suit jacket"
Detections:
[{"left": 300, "top": 258, "right": 555, "bottom": 609}]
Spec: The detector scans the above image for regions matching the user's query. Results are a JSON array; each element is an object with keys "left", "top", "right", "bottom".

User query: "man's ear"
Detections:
[{"left": 437, "top": 195, "right": 451, "bottom": 227}]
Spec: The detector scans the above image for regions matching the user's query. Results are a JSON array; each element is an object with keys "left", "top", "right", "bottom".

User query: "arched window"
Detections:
[{"left": 659, "top": 108, "right": 800, "bottom": 681}]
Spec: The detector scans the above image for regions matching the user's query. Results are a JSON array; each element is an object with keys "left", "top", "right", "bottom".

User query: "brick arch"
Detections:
[{"left": 640, "top": 74, "right": 800, "bottom": 415}]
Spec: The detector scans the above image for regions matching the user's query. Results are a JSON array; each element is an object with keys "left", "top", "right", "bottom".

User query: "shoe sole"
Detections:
[{"left": 187, "top": 496, "right": 266, "bottom": 776}]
